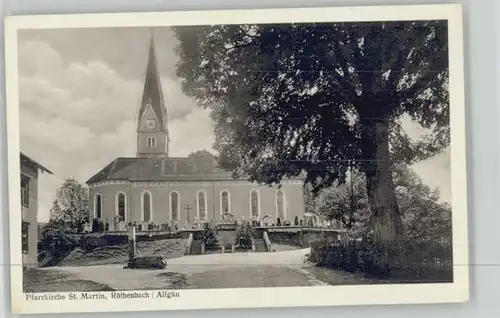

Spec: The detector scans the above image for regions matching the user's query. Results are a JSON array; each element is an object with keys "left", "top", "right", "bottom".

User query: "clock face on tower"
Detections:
[{"left": 146, "top": 119, "right": 156, "bottom": 129}]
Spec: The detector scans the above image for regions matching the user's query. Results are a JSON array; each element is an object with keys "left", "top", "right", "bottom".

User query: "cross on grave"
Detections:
[{"left": 184, "top": 204, "right": 192, "bottom": 224}]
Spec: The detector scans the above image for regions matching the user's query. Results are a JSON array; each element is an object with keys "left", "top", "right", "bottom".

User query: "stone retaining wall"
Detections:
[{"left": 257, "top": 227, "right": 343, "bottom": 248}]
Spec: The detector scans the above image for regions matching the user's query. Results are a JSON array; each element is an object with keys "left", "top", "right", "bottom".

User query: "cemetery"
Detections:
[{"left": 59, "top": 212, "right": 344, "bottom": 270}]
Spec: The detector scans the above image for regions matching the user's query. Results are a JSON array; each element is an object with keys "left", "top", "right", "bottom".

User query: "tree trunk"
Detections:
[{"left": 361, "top": 118, "right": 402, "bottom": 242}]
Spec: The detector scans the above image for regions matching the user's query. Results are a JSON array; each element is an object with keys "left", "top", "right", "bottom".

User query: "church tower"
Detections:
[{"left": 137, "top": 31, "right": 170, "bottom": 158}]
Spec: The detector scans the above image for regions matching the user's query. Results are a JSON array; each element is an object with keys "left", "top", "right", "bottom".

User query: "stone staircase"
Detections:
[
  {"left": 220, "top": 243, "right": 236, "bottom": 253},
  {"left": 184, "top": 229, "right": 274, "bottom": 255},
  {"left": 253, "top": 238, "right": 268, "bottom": 252},
  {"left": 190, "top": 240, "right": 204, "bottom": 255}
]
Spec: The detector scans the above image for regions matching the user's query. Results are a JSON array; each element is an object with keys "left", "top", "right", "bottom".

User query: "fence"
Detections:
[{"left": 310, "top": 239, "right": 453, "bottom": 281}]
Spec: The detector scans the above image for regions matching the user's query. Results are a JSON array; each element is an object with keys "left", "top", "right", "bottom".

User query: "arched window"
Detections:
[
  {"left": 250, "top": 190, "right": 260, "bottom": 219},
  {"left": 142, "top": 191, "right": 152, "bottom": 222},
  {"left": 170, "top": 191, "right": 180, "bottom": 221},
  {"left": 147, "top": 137, "right": 156, "bottom": 148},
  {"left": 220, "top": 190, "right": 230, "bottom": 215},
  {"left": 276, "top": 189, "right": 285, "bottom": 220},
  {"left": 115, "top": 192, "right": 126, "bottom": 222},
  {"left": 94, "top": 194, "right": 102, "bottom": 219},
  {"left": 197, "top": 190, "right": 207, "bottom": 220}
]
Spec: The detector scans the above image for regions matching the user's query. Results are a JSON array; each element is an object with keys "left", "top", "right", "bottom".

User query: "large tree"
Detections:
[
  {"left": 174, "top": 21, "right": 449, "bottom": 241},
  {"left": 48, "top": 177, "right": 89, "bottom": 233}
]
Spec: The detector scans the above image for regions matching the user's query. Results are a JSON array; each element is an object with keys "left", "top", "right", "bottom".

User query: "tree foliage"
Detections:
[
  {"left": 174, "top": 21, "right": 449, "bottom": 240},
  {"left": 38, "top": 178, "right": 90, "bottom": 265},
  {"left": 188, "top": 149, "right": 215, "bottom": 158},
  {"left": 316, "top": 169, "right": 371, "bottom": 237},
  {"left": 394, "top": 167, "right": 452, "bottom": 243},
  {"left": 316, "top": 167, "right": 451, "bottom": 243},
  {"left": 48, "top": 177, "right": 89, "bottom": 233}
]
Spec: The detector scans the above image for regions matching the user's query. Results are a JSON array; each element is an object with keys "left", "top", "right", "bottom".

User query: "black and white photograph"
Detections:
[{"left": 5, "top": 4, "right": 468, "bottom": 314}]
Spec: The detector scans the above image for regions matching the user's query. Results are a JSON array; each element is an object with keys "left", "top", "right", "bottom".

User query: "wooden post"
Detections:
[{"left": 128, "top": 225, "right": 136, "bottom": 262}]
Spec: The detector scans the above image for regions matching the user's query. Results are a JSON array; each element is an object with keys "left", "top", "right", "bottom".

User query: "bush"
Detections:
[
  {"left": 39, "top": 222, "right": 81, "bottom": 266},
  {"left": 202, "top": 221, "right": 219, "bottom": 248},
  {"left": 313, "top": 238, "right": 453, "bottom": 280},
  {"left": 236, "top": 222, "right": 254, "bottom": 249}
]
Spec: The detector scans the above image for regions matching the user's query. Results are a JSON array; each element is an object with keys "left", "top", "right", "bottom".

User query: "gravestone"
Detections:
[
  {"left": 83, "top": 222, "right": 92, "bottom": 233},
  {"left": 117, "top": 221, "right": 126, "bottom": 232},
  {"left": 218, "top": 223, "right": 237, "bottom": 253},
  {"left": 222, "top": 212, "right": 235, "bottom": 224}
]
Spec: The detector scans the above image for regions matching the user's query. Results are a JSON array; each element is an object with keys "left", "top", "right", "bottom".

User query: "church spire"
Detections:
[{"left": 136, "top": 29, "right": 170, "bottom": 158}]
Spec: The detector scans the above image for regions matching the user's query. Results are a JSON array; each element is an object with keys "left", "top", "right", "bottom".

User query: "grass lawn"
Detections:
[
  {"left": 23, "top": 268, "right": 114, "bottom": 293},
  {"left": 57, "top": 238, "right": 188, "bottom": 267}
]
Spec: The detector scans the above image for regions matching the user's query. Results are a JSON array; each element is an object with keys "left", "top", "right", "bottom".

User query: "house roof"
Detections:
[
  {"left": 87, "top": 156, "right": 305, "bottom": 184},
  {"left": 20, "top": 152, "right": 54, "bottom": 175}
]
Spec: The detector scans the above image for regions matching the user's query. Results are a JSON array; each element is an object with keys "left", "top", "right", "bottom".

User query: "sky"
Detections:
[{"left": 17, "top": 27, "right": 451, "bottom": 223}]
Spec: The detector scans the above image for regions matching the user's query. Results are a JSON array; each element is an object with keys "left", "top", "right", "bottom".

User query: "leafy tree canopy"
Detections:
[
  {"left": 174, "top": 21, "right": 449, "bottom": 240},
  {"left": 48, "top": 177, "right": 89, "bottom": 233},
  {"left": 188, "top": 149, "right": 215, "bottom": 158},
  {"left": 316, "top": 167, "right": 451, "bottom": 243}
]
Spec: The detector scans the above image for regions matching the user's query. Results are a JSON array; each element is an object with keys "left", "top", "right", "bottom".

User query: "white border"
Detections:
[{"left": 5, "top": 3, "right": 468, "bottom": 314}]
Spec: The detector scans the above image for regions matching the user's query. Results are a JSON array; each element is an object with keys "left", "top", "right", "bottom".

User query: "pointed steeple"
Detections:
[{"left": 137, "top": 29, "right": 170, "bottom": 158}]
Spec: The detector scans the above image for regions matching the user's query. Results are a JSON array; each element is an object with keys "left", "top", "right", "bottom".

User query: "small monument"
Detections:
[
  {"left": 117, "top": 221, "right": 127, "bottom": 232},
  {"left": 125, "top": 225, "right": 167, "bottom": 269}
]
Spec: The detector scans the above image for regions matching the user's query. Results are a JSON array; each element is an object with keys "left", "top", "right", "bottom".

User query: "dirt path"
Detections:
[
  {"left": 38, "top": 248, "right": 371, "bottom": 291},
  {"left": 42, "top": 249, "right": 322, "bottom": 290}
]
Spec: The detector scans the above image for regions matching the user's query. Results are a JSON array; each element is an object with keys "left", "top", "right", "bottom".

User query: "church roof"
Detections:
[
  {"left": 87, "top": 156, "right": 236, "bottom": 184},
  {"left": 138, "top": 33, "right": 168, "bottom": 133},
  {"left": 86, "top": 156, "right": 306, "bottom": 184}
]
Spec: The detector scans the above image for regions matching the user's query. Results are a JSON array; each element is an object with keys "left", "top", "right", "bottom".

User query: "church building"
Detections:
[{"left": 86, "top": 35, "right": 306, "bottom": 231}]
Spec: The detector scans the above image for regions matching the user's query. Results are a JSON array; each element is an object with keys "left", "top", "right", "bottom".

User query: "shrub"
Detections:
[
  {"left": 202, "top": 221, "right": 219, "bottom": 248},
  {"left": 236, "top": 222, "right": 253, "bottom": 249},
  {"left": 313, "top": 238, "right": 453, "bottom": 280},
  {"left": 39, "top": 221, "right": 81, "bottom": 266}
]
